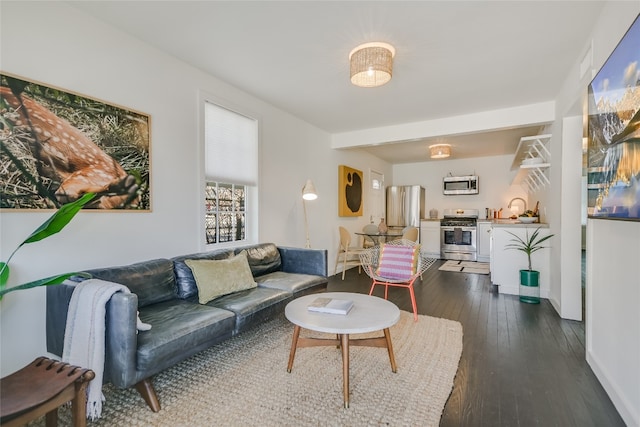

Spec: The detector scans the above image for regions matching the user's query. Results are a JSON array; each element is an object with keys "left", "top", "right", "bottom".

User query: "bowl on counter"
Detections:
[{"left": 518, "top": 216, "right": 537, "bottom": 223}]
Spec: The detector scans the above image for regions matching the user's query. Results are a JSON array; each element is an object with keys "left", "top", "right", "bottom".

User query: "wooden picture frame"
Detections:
[
  {"left": 0, "top": 72, "right": 151, "bottom": 210},
  {"left": 338, "top": 165, "right": 363, "bottom": 217}
]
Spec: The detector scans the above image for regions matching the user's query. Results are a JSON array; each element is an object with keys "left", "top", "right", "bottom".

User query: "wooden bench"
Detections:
[{"left": 0, "top": 357, "right": 95, "bottom": 427}]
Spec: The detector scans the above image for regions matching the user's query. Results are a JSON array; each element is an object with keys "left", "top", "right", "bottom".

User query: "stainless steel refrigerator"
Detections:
[{"left": 385, "top": 185, "right": 425, "bottom": 228}]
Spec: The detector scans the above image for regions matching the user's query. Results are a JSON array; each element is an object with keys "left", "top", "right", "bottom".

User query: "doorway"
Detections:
[{"left": 369, "top": 170, "right": 385, "bottom": 224}]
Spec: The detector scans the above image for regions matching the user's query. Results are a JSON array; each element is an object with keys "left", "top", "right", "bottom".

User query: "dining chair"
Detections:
[
  {"left": 401, "top": 226, "right": 419, "bottom": 242},
  {"left": 362, "top": 223, "right": 379, "bottom": 248},
  {"left": 334, "top": 226, "right": 366, "bottom": 280},
  {"left": 359, "top": 239, "right": 437, "bottom": 321}
]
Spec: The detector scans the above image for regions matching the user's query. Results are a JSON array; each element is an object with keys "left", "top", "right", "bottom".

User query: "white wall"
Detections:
[
  {"left": 586, "top": 220, "right": 640, "bottom": 427},
  {"left": 0, "top": 1, "right": 392, "bottom": 375},
  {"left": 393, "top": 154, "right": 529, "bottom": 219},
  {"left": 557, "top": 116, "right": 584, "bottom": 320},
  {"left": 578, "top": 3, "right": 640, "bottom": 426}
]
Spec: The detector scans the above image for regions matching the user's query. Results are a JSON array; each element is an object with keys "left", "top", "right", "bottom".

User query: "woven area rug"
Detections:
[
  {"left": 439, "top": 260, "right": 490, "bottom": 274},
  {"left": 37, "top": 310, "right": 462, "bottom": 426}
]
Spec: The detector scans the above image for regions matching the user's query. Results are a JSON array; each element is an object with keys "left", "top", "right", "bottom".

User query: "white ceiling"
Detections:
[{"left": 68, "top": 1, "right": 605, "bottom": 163}]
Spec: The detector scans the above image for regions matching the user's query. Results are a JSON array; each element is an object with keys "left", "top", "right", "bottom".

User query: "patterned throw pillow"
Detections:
[{"left": 376, "top": 244, "right": 420, "bottom": 280}]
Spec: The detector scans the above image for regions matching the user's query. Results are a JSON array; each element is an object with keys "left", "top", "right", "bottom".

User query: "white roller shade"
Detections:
[{"left": 204, "top": 102, "right": 258, "bottom": 185}]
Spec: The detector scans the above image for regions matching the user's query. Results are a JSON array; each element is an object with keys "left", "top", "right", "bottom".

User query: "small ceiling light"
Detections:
[
  {"left": 349, "top": 42, "right": 395, "bottom": 88},
  {"left": 429, "top": 144, "right": 451, "bottom": 159}
]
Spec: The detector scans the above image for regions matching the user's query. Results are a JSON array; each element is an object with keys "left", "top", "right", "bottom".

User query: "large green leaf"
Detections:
[
  {"left": 24, "top": 192, "right": 96, "bottom": 244},
  {"left": 0, "top": 192, "right": 95, "bottom": 289},
  {"left": 0, "top": 262, "right": 8, "bottom": 287},
  {"left": 0, "top": 272, "right": 91, "bottom": 300}
]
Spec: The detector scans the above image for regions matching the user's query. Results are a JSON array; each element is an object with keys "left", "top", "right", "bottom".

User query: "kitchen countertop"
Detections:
[
  {"left": 489, "top": 219, "right": 548, "bottom": 228},
  {"left": 421, "top": 218, "right": 547, "bottom": 227}
]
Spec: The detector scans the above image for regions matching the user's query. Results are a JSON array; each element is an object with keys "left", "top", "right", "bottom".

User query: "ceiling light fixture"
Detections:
[
  {"left": 429, "top": 144, "right": 451, "bottom": 159},
  {"left": 349, "top": 42, "right": 395, "bottom": 88}
]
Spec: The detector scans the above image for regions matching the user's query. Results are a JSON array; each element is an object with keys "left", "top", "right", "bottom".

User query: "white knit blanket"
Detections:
[{"left": 62, "top": 278, "right": 131, "bottom": 420}]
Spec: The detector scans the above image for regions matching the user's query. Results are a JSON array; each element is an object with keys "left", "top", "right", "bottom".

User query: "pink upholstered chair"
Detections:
[{"left": 360, "top": 239, "right": 436, "bottom": 321}]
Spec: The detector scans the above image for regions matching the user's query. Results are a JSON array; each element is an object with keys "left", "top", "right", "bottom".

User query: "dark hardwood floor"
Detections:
[{"left": 327, "top": 260, "right": 624, "bottom": 427}]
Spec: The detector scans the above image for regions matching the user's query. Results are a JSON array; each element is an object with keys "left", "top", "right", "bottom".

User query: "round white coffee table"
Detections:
[{"left": 285, "top": 292, "right": 400, "bottom": 408}]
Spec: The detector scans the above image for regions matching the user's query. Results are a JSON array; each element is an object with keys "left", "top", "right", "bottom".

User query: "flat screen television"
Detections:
[{"left": 587, "top": 13, "right": 640, "bottom": 222}]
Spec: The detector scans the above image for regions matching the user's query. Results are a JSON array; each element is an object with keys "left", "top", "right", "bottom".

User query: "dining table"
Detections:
[{"left": 355, "top": 230, "right": 404, "bottom": 246}]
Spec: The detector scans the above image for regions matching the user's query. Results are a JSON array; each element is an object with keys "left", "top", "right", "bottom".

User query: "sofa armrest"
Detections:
[
  {"left": 104, "top": 292, "right": 139, "bottom": 388},
  {"left": 46, "top": 283, "right": 139, "bottom": 388},
  {"left": 46, "top": 283, "right": 76, "bottom": 357},
  {"left": 278, "top": 247, "right": 327, "bottom": 277}
]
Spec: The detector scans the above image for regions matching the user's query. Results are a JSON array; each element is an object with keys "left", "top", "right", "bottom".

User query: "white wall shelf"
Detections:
[{"left": 510, "top": 134, "right": 551, "bottom": 192}]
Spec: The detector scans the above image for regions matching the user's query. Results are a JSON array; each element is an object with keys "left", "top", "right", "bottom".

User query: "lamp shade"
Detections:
[
  {"left": 429, "top": 144, "right": 451, "bottom": 159},
  {"left": 349, "top": 42, "right": 395, "bottom": 88},
  {"left": 302, "top": 179, "right": 318, "bottom": 200}
]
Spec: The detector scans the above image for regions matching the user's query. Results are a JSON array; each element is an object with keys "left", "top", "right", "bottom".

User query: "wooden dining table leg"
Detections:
[{"left": 341, "top": 333, "right": 350, "bottom": 408}]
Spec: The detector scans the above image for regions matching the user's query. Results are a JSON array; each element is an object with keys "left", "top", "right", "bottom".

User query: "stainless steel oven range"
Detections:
[{"left": 440, "top": 209, "right": 478, "bottom": 261}]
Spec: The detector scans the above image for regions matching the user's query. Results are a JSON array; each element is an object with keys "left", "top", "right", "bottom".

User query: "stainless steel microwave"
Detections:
[{"left": 443, "top": 175, "right": 479, "bottom": 195}]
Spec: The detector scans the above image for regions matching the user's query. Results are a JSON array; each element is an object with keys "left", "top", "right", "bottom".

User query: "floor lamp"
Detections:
[{"left": 302, "top": 179, "right": 317, "bottom": 248}]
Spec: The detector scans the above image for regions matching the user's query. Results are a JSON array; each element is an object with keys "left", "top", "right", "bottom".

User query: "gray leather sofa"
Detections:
[{"left": 46, "top": 243, "right": 327, "bottom": 412}]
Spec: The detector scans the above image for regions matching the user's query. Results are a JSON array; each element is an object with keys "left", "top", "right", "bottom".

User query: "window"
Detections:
[
  {"left": 205, "top": 183, "right": 246, "bottom": 244},
  {"left": 203, "top": 100, "right": 258, "bottom": 246}
]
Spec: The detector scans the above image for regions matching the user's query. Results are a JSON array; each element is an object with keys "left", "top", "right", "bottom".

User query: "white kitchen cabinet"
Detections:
[
  {"left": 420, "top": 220, "right": 441, "bottom": 258},
  {"left": 477, "top": 221, "right": 491, "bottom": 262},
  {"left": 490, "top": 225, "right": 551, "bottom": 297}
]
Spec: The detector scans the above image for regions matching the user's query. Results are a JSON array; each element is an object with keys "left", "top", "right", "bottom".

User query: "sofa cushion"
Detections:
[
  {"left": 85, "top": 258, "right": 176, "bottom": 308},
  {"left": 207, "top": 286, "right": 291, "bottom": 335},
  {"left": 236, "top": 243, "right": 281, "bottom": 277},
  {"left": 172, "top": 249, "right": 234, "bottom": 299},
  {"left": 135, "top": 300, "right": 235, "bottom": 374},
  {"left": 255, "top": 271, "right": 327, "bottom": 296},
  {"left": 186, "top": 251, "right": 257, "bottom": 304}
]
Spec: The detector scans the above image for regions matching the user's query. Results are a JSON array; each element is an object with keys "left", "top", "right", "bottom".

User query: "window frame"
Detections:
[{"left": 199, "top": 92, "right": 259, "bottom": 249}]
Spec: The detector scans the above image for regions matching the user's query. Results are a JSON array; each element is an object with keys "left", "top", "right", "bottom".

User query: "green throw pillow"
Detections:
[{"left": 185, "top": 251, "right": 257, "bottom": 304}]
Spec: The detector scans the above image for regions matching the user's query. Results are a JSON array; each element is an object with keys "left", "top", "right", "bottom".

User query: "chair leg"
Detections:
[
  {"left": 368, "top": 282, "right": 376, "bottom": 296},
  {"left": 408, "top": 285, "right": 418, "bottom": 322}
]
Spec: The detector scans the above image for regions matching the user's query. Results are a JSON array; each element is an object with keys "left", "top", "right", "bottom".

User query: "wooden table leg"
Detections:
[
  {"left": 383, "top": 328, "right": 397, "bottom": 373},
  {"left": 287, "top": 325, "right": 301, "bottom": 373},
  {"left": 341, "top": 333, "right": 350, "bottom": 408},
  {"left": 44, "top": 410, "right": 57, "bottom": 427}
]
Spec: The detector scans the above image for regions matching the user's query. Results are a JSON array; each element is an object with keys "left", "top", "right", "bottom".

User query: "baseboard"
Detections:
[{"left": 587, "top": 350, "right": 639, "bottom": 427}]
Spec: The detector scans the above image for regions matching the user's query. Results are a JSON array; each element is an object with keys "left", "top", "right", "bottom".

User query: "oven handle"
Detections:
[{"left": 441, "top": 226, "right": 477, "bottom": 231}]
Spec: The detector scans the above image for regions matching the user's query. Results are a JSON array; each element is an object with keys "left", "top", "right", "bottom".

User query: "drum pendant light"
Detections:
[
  {"left": 429, "top": 144, "right": 451, "bottom": 159},
  {"left": 349, "top": 42, "right": 395, "bottom": 88}
]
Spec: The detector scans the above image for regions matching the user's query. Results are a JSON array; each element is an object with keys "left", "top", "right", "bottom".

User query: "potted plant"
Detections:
[
  {"left": 505, "top": 227, "right": 554, "bottom": 304},
  {"left": 0, "top": 193, "right": 95, "bottom": 299}
]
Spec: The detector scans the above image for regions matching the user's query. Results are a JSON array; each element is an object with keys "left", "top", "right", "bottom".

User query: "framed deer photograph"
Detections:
[{"left": 0, "top": 72, "right": 151, "bottom": 210}]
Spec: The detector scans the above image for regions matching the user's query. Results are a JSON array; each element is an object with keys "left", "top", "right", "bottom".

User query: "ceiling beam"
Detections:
[{"left": 331, "top": 101, "right": 555, "bottom": 149}]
